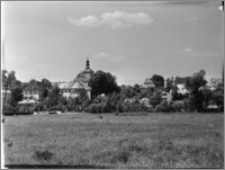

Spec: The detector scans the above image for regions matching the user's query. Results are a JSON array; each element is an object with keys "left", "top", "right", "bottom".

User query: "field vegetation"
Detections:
[{"left": 3, "top": 112, "right": 224, "bottom": 169}]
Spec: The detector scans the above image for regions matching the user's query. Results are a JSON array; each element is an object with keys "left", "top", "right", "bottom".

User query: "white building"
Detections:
[
  {"left": 142, "top": 78, "right": 155, "bottom": 89},
  {"left": 54, "top": 59, "right": 94, "bottom": 99},
  {"left": 162, "top": 91, "right": 172, "bottom": 103}
]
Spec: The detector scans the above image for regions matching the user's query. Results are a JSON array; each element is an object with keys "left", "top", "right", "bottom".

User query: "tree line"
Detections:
[{"left": 2, "top": 69, "right": 224, "bottom": 115}]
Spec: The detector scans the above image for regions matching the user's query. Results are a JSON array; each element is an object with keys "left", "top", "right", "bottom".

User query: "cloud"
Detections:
[
  {"left": 68, "top": 16, "right": 100, "bottom": 28},
  {"left": 184, "top": 47, "right": 195, "bottom": 54},
  {"left": 93, "top": 52, "right": 126, "bottom": 61},
  {"left": 186, "top": 17, "right": 198, "bottom": 22},
  {"left": 183, "top": 47, "right": 218, "bottom": 58},
  {"left": 68, "top": 11, "right": 153, "bottom": 29}
]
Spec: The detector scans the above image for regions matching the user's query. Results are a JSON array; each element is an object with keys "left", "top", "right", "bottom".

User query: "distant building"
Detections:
[
  {"left": 23, "top": 81, "right": 46, "bottom": 100},
  {"left": 161, "top": 91, "right": 172, "bottom": 103},
  {"left": 54, "top": 59, "right": 94, "bottom": 99},
  {"left": 174, "top": 77, "right": 189, "bottom": 95},
  {"left": 142, "top": 78, "right": 155, "bottom": 89}
]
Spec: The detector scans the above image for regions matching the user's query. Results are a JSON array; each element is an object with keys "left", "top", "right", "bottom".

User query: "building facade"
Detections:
[
  {"left": 23, "top": 81, "right": 46, "bottom": 100},
  {"left": 54, "top": 59, "right": 94, "bottom": 99}
]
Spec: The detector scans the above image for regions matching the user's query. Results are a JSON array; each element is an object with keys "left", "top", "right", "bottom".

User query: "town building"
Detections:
[
  {"left": 53, "top": 59, "right": 94, "bottom": 99},
  {"left": 142, "top": 78, "right": 155, "bottom": 89},
  {"left": 174, "top": 77, "right": 189, "bottom": 95},
  {"left": 161, "top": 91, "right": 172, "bottom": 103},
  {"left": 22, "top": 81, "right": 47, "bottom": 100}
]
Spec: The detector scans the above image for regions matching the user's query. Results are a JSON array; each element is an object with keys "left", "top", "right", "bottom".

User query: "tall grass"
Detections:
[{"left": 3, "top": 113, "right": 224, "bottom": 168}]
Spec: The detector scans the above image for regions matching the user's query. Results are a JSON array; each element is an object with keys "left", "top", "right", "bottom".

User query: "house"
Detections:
[
  {"left": 54, "top": 59, "right": 94, "bottom": 99},
  {"left": 22, "top": 80, "right": 47, "bottom": 100},
  {"left": 1, "top": 89, "right": 11, "bottom": 104},
  {"left": 142, "top": 78, "right": 155, "bottom": 89},
  {"left": 207, "top": 104, "right": 219, "bottom": 112},
  {"left": 174, "top": 77, "right": 189, "bottom": 95},
  {"left": 161, "top": 91, "right": 172, "bottom": 103},
  {"left": 18, "top": 98, "right": 40, "bottom": 113}
]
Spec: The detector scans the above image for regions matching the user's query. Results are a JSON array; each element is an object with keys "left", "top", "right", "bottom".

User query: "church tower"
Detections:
[{"left": 86, "top": 58, "right": 90, "bottom": 70}]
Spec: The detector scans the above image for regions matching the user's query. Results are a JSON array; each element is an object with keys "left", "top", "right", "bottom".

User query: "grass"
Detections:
[{"left": 3, "top": 112, "right": 224, "bottom": 169}]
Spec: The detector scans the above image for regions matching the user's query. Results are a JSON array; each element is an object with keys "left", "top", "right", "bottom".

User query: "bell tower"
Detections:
[{"left": 86, "top": 57, "right": 90, "bottom": 70}]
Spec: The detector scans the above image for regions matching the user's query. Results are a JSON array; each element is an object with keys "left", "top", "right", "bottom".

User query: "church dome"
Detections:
[
  {"left": 73, "top": 58, "right": 94, "bottom": 82},
  {"left": 143, "top": 78, "right": 155, "bottom": 88}
]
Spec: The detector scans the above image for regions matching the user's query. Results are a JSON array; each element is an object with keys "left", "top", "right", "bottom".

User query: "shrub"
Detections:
[
  {"left": 150, "top": 91, "right": 162, "bottom": 108},
  {"left": 34, "top": 103, "right": 44, "bottom": 112},
  {"left": 172, "top": 102, "right": 183, "bottom": 112},
  {"left": 160, "top": 100, "right": 172, "bottom": 112},
  {"left": 87, "top": 103, "right": 101, "bottom": 113},
  {"left": 122, "top": 101, "right": 148, "bottom": 113},
  {"left": 154, "top": 104, "right": 161, "bottom": 112}
]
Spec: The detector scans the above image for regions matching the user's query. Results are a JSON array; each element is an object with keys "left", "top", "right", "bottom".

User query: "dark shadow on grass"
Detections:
[{"left": 4, "top": 164, "right": 110, "bottom": 169}]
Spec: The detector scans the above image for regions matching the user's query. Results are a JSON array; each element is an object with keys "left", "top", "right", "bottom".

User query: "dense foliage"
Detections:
[
  {"left": 151, "top": 74, "right": 164, "bottom": 88},
  {"left": 90, "top": 70, "right": 121, "bottom": 98},
  {"left": 2, "top": 69, "right": 224, "bottom": 115}
]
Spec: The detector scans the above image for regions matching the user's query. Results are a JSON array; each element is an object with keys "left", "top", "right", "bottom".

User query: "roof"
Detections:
[
  {"left": 143, "top": 78, "right": 155, "bottom": 88},
  {"left": 207, "top": 104, "right": 219, "bottom": 109},
  {"left": 175, "top": 77, "right": 189, "bottom": 84},
  {"left": 83, "top": 68, "right": 94, "bottom": 73},
  {"left": 55, "top": 81, "right": 91, "bottom": 90},
  {"left": 73, "top": 69, "right": 94, "bottom": 82},
  {"left": 18, "top": 98, "right": 39, "bottom": 105},
  {"left": 23, "top": 81, "right": 46, "bottom": 91}
]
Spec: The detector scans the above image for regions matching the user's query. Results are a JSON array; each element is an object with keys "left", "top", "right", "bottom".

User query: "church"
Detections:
[{"left": 53, "top": 59, "right": 94, "bottom": 99}]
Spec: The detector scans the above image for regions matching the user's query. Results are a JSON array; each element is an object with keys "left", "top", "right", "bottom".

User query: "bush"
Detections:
[
  {"left": 122, "top": 101, "right": 148, "bottom": 113},
  {"left": 154, "top": 104, "right": 161, "bottom": 112},
  {"left": 160, "top": 100, "right": 172, "bottom": 112},
  {"left": 87, "top": 103, "right": 108, "bottom": 113},
  {"left": 172, "top": 102, "right": 183, "bottom": 112},
  {"left": 3, "top": 105, "right": 15, "bottom": 115},
  {"left": 34, "top": 103, "right": 44, "bottom": 112}
]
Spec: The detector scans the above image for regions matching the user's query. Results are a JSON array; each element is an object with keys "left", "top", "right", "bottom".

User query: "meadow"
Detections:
[{"left": 3, "top": 112, "right": 224, "bottom": 169}]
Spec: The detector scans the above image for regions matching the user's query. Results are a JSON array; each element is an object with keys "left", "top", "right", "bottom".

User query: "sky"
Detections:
[{"left": 1, "top": 1, "right": 224, "bottom": 85}]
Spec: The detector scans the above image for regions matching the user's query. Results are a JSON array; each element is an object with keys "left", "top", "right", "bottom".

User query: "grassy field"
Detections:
[{"left": 3, "top": 112, "right": 224, "bottom": 169}]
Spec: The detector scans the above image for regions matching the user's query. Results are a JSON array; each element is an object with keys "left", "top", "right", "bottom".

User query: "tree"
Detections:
[
  {"left": 133, "top": 84, "right": 142, "bottom": 99},
  {"left": 212, "top": 82, "right": 224, "bottom": 111},
  {"left": 151, "top": 74, "right": 164, "bottom": 88},
  {"left": 2, "top": 70, "right": 18, "bottom": 90},
  {"left": 165, "top": 78, "right": 173, "bottom": 92},
  {"left": 2, "top": 70, "right": 21, "bottom": 109},
  {"left": 149, "top": 91, "right": 162, "bottom": 108},
  {"left": 41, "top": 78, "right": 52, "bottom": 99},
  {"left": 201, "top": 88, "right": 213, "bottom": 110},
  {"left": 11, "top": 87, "right": 23, "bottom": 103},
  {"left": 159, "top": 100, "right": 172, "bottom": 112},
  {"left": 141, "top": 87, "right": 153, "bottom": 99},
  {"left": 90, "top": 70, "right": 120, "bottom": 98},
  {"left": 41, "top": 78, "right": 52, "bottom": 89},
  {"left": 171, "top": 85, "right": 179, "bottom": 100},
  {"left": 43, "top": 85, "right": 62, "bottom": 109},
  {"left": 185, "top": 70, "right": 207, "bottom": 112}
]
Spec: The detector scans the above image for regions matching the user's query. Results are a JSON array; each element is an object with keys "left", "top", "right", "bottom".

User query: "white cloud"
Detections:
[
  {"left": 186, "top": 17, "right": 198, "bottom": 22},
  {"left": 68, "top": 16, "right": 100, "bottom": 27},
  {"left": 183, "top": 47, "right": 218, "bottom": 58},
  {"left": 68, "top": 11, "right": 153, "bottom": 29},
  {"left": 184, "top": 47, "right": 195, "bottom": 54},
  {"left": 93, "top": 52, "right": 126, "bottom": 61}
]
